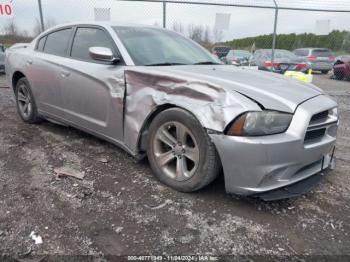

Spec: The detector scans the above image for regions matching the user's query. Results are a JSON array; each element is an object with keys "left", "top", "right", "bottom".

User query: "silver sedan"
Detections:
[{"left": 5, "top": 22, "right": 338, "bottom": 200}]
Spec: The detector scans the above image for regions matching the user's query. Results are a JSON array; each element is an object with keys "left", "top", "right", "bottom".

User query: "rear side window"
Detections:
[
  {"left": 312, "top": 49, "right": 331, "bottom": 57},
  {"left": 294, "top": 49, "right": 308, "bottom": 56},
  {"left": 44, "top": 28, "right": 73, "bottom": 56},
  {"left": 37, "top": 36, "right": 46, "bottom": 51},
  {"left": 71, "top": 27, "right": 115, "bottom": 61}
]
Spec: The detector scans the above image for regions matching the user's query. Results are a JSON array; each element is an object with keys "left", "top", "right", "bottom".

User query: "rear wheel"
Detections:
[
  {"left": 147, "top": 108, "right": 220, "bottom": 192},
  {"left": 15, "top": 77, "right": 42, "bottom": 123}
]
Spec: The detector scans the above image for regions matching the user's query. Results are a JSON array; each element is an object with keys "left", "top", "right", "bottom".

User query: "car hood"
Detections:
[{"left": 141, "top": 65, "right": 323, "bottom": 113}]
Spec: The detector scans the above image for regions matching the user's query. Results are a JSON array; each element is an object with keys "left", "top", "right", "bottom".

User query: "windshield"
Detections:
[{"left": 113, "top": 26, "right": 220, "bottom": 66}]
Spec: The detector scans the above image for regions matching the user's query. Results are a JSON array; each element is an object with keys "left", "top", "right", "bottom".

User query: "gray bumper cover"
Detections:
[{"left": 210, "top": 95, "right": 338, "bottom": 196}]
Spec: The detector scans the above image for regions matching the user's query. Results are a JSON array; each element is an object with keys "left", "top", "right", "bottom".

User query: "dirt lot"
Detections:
[{"left": 0, "top": 73, "right": 349, "bottom": 260}]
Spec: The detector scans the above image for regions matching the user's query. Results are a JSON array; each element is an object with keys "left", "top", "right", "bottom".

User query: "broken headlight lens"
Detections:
[{"left": 227, "top": 111, "right": 293, "bottom": 136}]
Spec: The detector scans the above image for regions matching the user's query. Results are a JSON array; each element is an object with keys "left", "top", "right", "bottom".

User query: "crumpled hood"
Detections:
[{"left": 144, "top": 65, "right": 323, "bottom": 113}]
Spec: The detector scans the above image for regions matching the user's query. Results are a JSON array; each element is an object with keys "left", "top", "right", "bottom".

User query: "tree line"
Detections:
[
  {"left": 0, "top": 19, "right": 57, "bottom": 46},
  {"left": 225, "top": 30, "right": 350, "bottom": 52}
]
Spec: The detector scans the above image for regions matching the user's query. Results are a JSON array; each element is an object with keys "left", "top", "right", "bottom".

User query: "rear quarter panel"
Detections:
[{"left": 5, "top": 45, "right": 34, "bottom": 91}]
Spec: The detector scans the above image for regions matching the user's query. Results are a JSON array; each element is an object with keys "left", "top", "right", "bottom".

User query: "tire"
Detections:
[
  {"left": 321, "top": 70, "right": 329, "bottom": 74},
  {"left": 15, "top": 77, "right": 42, "bottom": 123},
  {"left": 147, "top": 108, "right": 220, "bottom": 192}
]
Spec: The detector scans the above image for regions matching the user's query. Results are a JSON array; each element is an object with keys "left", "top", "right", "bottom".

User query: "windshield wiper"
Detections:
[
  {"left": 193, "top": 61, "right": 221, "bottom": 65},
  {"left": 145, "top": 62, "right": 187, "bottom": 66}
]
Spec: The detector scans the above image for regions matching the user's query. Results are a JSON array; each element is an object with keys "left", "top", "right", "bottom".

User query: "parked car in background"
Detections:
[
  {"left": 333, "top": 55, "right": 350, "bottom": 80},
  {"left": 211, "top": 46, "right": 231, "bottom": 59},
  {"left": 0, "top": 44, "right": 5, "bottom": 73},
  {"left": 5, "top": 23, "right": 338, "bottom": 200},
  {"left": 224, "top": 49, "right": 251, "bottom": 66},
  {"left": 293, "top": 48, "right": 335, "bottom": 74},
  {"left": 250, "top": 49, "right": 311, "bottom": 74}
]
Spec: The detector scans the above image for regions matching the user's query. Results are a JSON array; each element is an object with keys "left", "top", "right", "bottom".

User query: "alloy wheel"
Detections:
[
  {"left": 17, "top": 82, "right": 32, "bottom": 119},
  {"left": 153, "top": 121, "right": 199, "bottom": 181}
]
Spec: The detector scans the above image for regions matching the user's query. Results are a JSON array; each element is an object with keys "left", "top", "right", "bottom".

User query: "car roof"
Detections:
[
  {"left": 35, "top": 21, "right": 169, "bottom": 41},
  {"left": 295, "top": 48, "right": 330, "bottom": 50},
  {"left": 49, "top": 21, "right": 158, "bottom": 29}
]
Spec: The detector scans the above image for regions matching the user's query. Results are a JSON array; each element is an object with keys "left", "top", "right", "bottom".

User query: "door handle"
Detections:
[
  {"left": 26, "top": 60, "right": 33, "bottom": 66},
  {"left": 60, "top": 71, "right": 71, "bottom": 78}
]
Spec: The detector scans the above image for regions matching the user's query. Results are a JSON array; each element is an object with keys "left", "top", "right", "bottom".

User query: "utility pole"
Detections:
[
  {"left": 271, "top": 0, "right": 278, "bottom": 71},
  {"left": 38, "top": 0, "right": 45, "bottom": 32},
  {"left": 163, "top": 1, "right": 166, "bottom": 28}
]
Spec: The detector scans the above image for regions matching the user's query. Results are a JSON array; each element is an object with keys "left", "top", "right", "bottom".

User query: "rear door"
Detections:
[
  {"left": 59, "top": 26, "right": 125, "bottom": 142},
  {"left": 28, "top": 27, "right": 74, "bottom": 118}
]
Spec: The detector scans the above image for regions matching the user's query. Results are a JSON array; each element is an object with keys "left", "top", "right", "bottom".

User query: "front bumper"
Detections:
[{"left": 210, "top": 95, "right": 338, "bottom": 197}]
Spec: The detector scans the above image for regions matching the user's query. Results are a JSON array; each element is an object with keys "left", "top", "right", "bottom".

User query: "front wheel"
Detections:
[{"left": 147, "top": 108, "right": 220, "bottom": 192}]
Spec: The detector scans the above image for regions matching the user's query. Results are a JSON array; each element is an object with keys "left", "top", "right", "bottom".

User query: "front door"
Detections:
[{"left": 58, "top": 26, "right": 125, "bottom": 142}]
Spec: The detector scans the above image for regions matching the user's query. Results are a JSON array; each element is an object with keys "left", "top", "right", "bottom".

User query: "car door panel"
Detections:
[
  {"left": 26, "top": 54, "right": 67, "bottom": 118},
  {"left": 59, "top": 59, "right": 125, "bottom": 142},
  {"left": 56, "top": 26, "right": 126, "bottom": 142},
  {"left": 26, "top": 28, "right": 73, "bottom": 118}
]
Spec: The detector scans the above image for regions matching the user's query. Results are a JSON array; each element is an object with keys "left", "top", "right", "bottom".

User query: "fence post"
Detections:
[
  {"left": 271, "top": 0, "right": 278, "bottom": 71},
  {"left": 38, "top": 0, "right": 45, "bottom": 32},
  {"left": 163, "top": 1, "right": 166, "bottom": 28}
]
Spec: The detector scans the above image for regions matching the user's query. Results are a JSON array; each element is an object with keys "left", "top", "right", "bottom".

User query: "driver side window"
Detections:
[{"left": 70, "top": 27, "right": 118, "bottom": 62}]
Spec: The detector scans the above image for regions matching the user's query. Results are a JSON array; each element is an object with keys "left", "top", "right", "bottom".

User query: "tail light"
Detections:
[
  {"left": 264, "top": 61, "right": 281, "bottom": 70},
  {"left": 329, "top": 55, "right": 335, "bottom": 61},
  {"left": 295, "top": 63, "right": 307, "bottom": 70},
  {"left": 307, "top": 56, "right": 317, "bottom": 61}
]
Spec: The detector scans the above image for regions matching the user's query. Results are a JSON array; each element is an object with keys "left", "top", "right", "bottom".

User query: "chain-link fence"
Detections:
[{"left": 1, "top": 0, "right": 350, "bottom": 68}]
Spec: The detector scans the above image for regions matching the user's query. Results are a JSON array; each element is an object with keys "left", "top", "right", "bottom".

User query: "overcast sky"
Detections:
[{"left": 1, "top": 0, "right": 350, "bottom": 40}]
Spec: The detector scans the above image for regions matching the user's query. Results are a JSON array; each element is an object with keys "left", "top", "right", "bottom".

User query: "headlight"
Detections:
[{"left": 226, "top": 111, "right": 293, "bottom": 136}]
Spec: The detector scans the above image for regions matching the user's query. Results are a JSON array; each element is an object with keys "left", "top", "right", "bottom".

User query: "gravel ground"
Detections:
[{"left": 0, "top": 73, "right": 349, "bottom": 260}]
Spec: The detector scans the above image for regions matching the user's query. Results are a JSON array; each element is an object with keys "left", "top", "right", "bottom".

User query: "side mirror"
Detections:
[{"left": 89, "top": 47, "right": 120, "bottom": 63}]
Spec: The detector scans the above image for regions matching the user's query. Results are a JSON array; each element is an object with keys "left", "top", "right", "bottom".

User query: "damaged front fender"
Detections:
[{"left": 123, "top": 67, "right": 261, "bottom": 153}]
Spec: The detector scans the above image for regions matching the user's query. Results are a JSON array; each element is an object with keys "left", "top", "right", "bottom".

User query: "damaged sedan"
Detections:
[{"left": 5, "top": 23, "right": 338, "bottom": 200}]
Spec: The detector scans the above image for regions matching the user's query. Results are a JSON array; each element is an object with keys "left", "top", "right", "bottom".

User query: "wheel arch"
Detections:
[
  {"left": 12, "top": 71, "right": 26, "bottom": 91},
  {"left": 136, "top": 104, "right": 223, "bottom": 169},
  {"left": 137, "top": 103, "right": 177, "bottom": 153},
  {"left": 137, "top": 103, "right": 213, "bottom": 152}
]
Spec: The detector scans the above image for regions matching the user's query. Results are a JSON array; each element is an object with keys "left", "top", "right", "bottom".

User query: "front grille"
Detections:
[
  {"left": 304, "top": 109, "right": 337, "bottom": 144},
  {"left": 310, "top": 110, "right": 329, "bottom": 124},
  {"left": 304, "top": 128, "right": 326, "bottom": 142}
]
